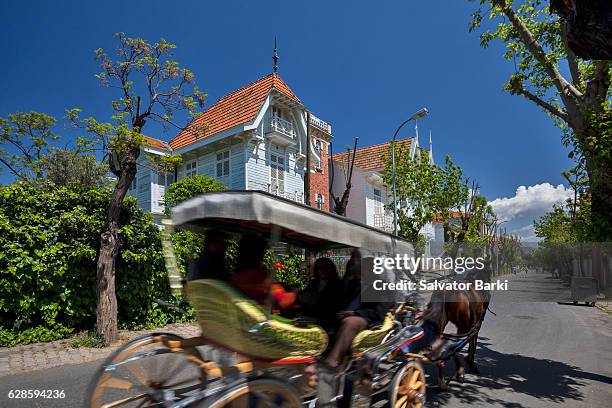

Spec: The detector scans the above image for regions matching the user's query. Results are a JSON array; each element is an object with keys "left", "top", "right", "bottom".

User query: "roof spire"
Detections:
[{"left": 273, "top": 37, "right": 279, "bottom": 74}]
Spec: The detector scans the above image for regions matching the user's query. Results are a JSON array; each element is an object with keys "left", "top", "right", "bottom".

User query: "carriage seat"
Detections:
[
  {"left": 351, "top": 312, "right": 395, "bottom": 354},
  {"left": 187, "top": 279, "right": 328, "bottom": 361}
]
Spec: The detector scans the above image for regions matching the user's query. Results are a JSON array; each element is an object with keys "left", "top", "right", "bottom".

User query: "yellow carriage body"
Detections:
[{"left": 187, "top": 279, "right": 328, "bottom": 361}]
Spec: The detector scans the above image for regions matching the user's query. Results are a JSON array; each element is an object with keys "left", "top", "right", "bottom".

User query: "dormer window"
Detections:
[
  {"left": 267, "top": 106, "right": 296, "bottom": 144},
  {"left": 272, "top": 106, "right": 284, "bottom": 120}
]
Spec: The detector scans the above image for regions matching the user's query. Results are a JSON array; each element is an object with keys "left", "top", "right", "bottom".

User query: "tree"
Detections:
[
  {"left": 44, "top": 149, "right": 110, "bottom": 189},
  {"left": 68, "top": 33, "right": 205, "bottom": 344},
  {"left": 0, "top": 112, "right": 58, "bottom": 183},
  {"left": 549, "top": 0, "right": 612, "bottom": 60},
  {"left": 445, "top": 181, "right": 497, "bottom": 244},
  {"left": 383, "top": 145, "right": 468, "bottom": 242},
  {"left": 329, "top": 138, "right": 358, "bottom": 216},
  {"left": 469, "top": 0, "right": 612, "bottom": 240}
]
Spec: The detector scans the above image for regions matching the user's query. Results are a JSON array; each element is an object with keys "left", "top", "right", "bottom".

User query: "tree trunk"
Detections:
[
  {"left": 577, "top": 121, "right": 612, "bottom": 241},
  {"left": 551, "top": 0, "right": 612, "bottom": 60},
  {"left": 96, "top": 156, "right": 137, "bottom": 345},
  {"left": 587, "top": 161, "right": 612, "bottom": 241}
]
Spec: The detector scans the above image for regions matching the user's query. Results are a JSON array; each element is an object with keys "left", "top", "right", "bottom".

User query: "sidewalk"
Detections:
[{"left": 0, "top": 323, "right": 199, "bottom": 377}]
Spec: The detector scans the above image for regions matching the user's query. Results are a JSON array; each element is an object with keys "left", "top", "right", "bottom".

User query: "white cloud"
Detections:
[
  {"left": 489, "top": 183, "right": 573, "bottom": 223},
  {"left": 488, "top": 183, "right": 574, "bottom": 242},
  {"left": 513, "top": 224, "right": 539, "bottom": 242}
]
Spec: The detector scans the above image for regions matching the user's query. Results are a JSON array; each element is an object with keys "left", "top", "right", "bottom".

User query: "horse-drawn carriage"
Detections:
[{"left": 86, "top": 191, "right": 485, "bottom": 407}]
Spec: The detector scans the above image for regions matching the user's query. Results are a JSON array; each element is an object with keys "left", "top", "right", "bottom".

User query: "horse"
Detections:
[{"left": 420, "top": 269, "right": 491, "bottom": 390}]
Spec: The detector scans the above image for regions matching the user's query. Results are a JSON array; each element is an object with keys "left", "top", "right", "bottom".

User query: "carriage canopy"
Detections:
[{"left": 171, "top": 190, "right": 414, "bottom": 256}]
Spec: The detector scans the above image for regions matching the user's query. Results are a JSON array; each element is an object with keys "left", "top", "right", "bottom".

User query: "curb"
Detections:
[{"left": 595, "top": 303, "right": 612, "bottom": 315}]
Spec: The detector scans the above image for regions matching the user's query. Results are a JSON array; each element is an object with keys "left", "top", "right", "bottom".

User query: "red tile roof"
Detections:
[
  {"left": 143, "top": 136, "right": 169, "bottom": 151},
  {"left": 170, "top": 73, "right": 300, "bottom": 150},
  {"left": 434, "top": 210, "right": 462, "bottom": 222},
  {"left": 332, "top": 138, "right": 413, "bottom": 171}
]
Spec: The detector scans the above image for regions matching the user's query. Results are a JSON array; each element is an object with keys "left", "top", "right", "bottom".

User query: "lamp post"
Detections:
[{"left": 392, "top": 107, "right": 429, "bottom": 236}]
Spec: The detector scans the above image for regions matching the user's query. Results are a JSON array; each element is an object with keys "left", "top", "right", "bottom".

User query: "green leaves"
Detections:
[
  {"left": 0, "top": 183, "right": 185, "bottom": 345},
  {"left": 0, "top": 111, "right": 58, "bottom": 183},
  {"left": 383, "top": 146, "right": 469, "bottom": 242},
  {"left": 93, "top": 32, "right": 206, "bottom": 132},
  {"left": 163, "top": 175, "right": 227, "bottom": 208},
  {"left": 44, "top": 149, "right": 110, "bottom": 190}
]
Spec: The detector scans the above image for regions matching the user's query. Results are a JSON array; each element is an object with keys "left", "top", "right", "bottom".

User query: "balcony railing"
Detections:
[
  {"left": 269, "top": 115, "right": 295, "bottom": 138},
  {"left": 309, "top": 114, "right": 332, "bottom": 134},
  {"left": 267, "top": 184, "right": 304, "bottom": 203},
  {"left": 373, "top": 213, "right": 394, "bottom": 233}
]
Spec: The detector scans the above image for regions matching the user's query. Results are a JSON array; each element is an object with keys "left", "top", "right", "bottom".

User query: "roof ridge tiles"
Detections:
[{"left": 331, "top": 137, "right": 413, "bottom": 159}]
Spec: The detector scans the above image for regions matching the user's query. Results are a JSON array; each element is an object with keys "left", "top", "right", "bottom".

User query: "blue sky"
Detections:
[{"left": 0, "top": 0, "right": 574, "bottom": 239}]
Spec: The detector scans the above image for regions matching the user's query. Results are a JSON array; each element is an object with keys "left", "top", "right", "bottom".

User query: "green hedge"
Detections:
[{"left": 0, "top": 183, "right": 184, "bottom": 346}]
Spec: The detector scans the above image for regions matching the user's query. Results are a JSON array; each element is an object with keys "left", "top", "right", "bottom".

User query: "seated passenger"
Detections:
[
  {"left": 192, "top": 229, "right": 229, "bottom": 281},
  {"left": 298, "top": 257, "right": 344, "bottom": 329},
  {"left": 230, "top": 234, "right": 297, "bottom": 309},
  {"left": 323, "top": 250, "right": 391, "bottom": 368},
  {"left": 314, "top": 250, "right": 391, "bottom": 404}
]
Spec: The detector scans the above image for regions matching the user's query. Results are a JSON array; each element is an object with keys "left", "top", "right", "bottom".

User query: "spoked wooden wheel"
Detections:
[
  {"left": 389, "top": 360, "right": 426, "bottom": 408},
  {"left": 87, "top": 333, "right": 207, "bottom": 407},
  {"left": 200, "top": 377, "right": 301, "bottom": 408}
]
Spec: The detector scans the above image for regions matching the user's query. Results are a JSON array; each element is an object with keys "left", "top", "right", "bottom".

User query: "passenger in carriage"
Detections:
[
  {"left": 230, "top": 234, "right": 297, "bottom": 309},
  {"left": 322, "top": 249, "right": 391, "bottom": 368},
  {"left": 192, "top": 229, "right": 229, "bottom": 281},
  {"left": 312, "top": 249, "right": 391, "bottom": 404},
  {"left": 298, "top": 257, "right": 344, "bottom": 330}
]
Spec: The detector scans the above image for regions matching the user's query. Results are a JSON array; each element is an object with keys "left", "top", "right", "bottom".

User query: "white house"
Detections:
[
  {"left": 127, "top": 72, "right": 332, "bottom": 217},
  {"left": 330, "top": 136, "right": 441, "bottom": 256}
]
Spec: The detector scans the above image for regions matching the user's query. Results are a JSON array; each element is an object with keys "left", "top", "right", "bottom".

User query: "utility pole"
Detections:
[{"left": 305, "top": 110, "right": 311, "bottom": 207}]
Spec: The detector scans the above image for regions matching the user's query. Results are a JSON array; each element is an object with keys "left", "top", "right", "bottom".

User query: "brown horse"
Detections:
[{"left": 421, "top": 274, "right": 491, "bottom": 390}]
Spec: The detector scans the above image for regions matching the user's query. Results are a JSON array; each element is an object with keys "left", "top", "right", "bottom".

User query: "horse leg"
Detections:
[
  {"left": 465, "top": 302, "right": 487, "bottom": 375},
  {"left": 454, "top": 353, "right": 465, "bottom": 383},
  {"left": 465, "top": 334, "right": 479, "bottom": 374},
  {"left": 437, "top": 363, "right": 448, "bottom": 391}
]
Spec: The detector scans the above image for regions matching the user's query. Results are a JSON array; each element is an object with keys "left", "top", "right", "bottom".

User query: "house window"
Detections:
[
  {"left": 315, "top": 139, "right": 322, "bottom": 170},
  {"left": 130, "top": 177, "right": 137, "bottom": 191},
  {"left": 272, "top": 106, "right": 283, "bottom": 119},
  {"left": 185, "top": 160, "right": 197, "bottom": 178},
  {"left": 158, "top": 172, "right": 174, "bottom": 186},
  {"left": 216, "top": 150, "right": 230, "bottom": 178},
  {"left": 270, "top": 152, "right": 285, "bottom": 195},
  {"left": 373, "top": 188, "right": 384, "bottom": 214},
  {"left": 316, "top": 193, "right": 324, "bottom": 210}
]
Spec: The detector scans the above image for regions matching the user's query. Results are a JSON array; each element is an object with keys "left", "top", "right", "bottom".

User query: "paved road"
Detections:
[
  {"left": 0, "top": 272, "right": 610, "bottom": 407},
  {"left": 425, "top": 272, "right": 612, "bottom": 407}
]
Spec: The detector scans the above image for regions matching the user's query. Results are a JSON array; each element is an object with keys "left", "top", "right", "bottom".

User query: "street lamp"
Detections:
[{"left": 391, "top": 107, "right": 429, "bottom": 236}]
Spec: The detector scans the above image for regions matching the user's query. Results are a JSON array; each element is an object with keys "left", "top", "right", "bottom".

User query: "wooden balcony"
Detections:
[{"left": 265, "top": 115, "right": 296, "bottom": 147}]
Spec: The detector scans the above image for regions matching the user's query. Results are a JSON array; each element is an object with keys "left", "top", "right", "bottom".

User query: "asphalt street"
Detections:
[{"left": 0, "top": 272, "right": 610, "bottom": 407}]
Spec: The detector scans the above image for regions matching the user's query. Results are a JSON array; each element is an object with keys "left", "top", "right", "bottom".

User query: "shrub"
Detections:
[
  {"left": 163, "top": 175, "right": 226, "bottom": 209},
  {"left": 0, "top": 183, "right": 183, "bottom": 345}
]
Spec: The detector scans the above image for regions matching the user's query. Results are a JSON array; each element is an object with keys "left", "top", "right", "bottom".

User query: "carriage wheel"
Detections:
[
  {"left": 200, "top": 377, "right": 301, "bottom": 408},
  {"left": 388, "top": 360, "right": 426, "bottom": 408},
  {"left": 87, "top": 333, "right": 207, "bottom": 407}
]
